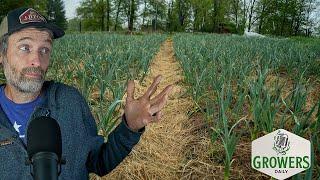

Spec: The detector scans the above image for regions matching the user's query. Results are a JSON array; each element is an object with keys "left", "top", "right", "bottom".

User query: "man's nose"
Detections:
[{"left": 30, "top": 51, "right": 41, "bottom": 67}]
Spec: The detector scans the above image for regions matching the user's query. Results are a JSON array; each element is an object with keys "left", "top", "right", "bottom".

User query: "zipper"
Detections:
[{"left": 45, "top": 109, "right": 51, "bottom": 117}]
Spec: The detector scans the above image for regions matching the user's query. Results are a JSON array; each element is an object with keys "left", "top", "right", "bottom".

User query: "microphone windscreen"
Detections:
[{"left": 27, "top": 116, "right": 62, "bottom": 159}]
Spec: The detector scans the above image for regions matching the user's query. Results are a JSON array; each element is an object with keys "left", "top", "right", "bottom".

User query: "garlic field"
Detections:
[{"left": 1, "top": 33, "right": 319, "bottom": 179}]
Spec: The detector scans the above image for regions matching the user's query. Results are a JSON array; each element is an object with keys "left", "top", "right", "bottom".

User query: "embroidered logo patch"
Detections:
[{"left": 19, "top": 8, "right": 46, "bottom": 24}]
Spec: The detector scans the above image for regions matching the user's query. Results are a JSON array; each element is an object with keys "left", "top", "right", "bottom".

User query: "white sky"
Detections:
[{"left": 63, "top": 0, "right": 82, "bottom": 19}]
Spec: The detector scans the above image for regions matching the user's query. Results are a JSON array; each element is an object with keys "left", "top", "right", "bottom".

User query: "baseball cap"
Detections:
[{"left": 0, "top": 7, "right": 64, "bottom": 39}]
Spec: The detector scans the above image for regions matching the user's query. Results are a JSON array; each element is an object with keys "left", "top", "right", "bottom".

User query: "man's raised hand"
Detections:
[{"left": 124, "top": 75, "right": 173, "bottom": 132}]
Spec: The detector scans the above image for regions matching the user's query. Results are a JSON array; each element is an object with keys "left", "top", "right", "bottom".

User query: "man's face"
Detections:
[{"left": 0, "top": 28, "right": 52, "bottom": 93}]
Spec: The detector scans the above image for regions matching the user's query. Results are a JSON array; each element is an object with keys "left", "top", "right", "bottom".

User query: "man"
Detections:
[{"left": 0, "top": 7, "right": 173, "bottom": 179}]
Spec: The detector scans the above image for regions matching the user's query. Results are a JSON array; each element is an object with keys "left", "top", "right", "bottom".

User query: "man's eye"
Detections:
[
  {"left": 19, "top": 45, "right": 30, "bottom": 52},
  {"left": 40, "top": 48, "right": 50, "bottom": 54}
]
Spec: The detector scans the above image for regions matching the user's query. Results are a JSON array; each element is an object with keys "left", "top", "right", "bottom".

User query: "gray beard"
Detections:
[{"left": 2, "top": 57, "right": 46, "bottom": 93}]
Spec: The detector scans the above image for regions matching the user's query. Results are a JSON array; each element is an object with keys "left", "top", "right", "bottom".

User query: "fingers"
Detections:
[
  {"left": 149, "top": 93, "right": 169, "bottom": 115},
  {"left": 143, "top": 75, "right": 162, "bottom": 99},
  {"left": 126, "top": 80, "right": 135, "bottom": 102},
  {"left": 150, "top": 84, "right": 173, "bottom": 105}
]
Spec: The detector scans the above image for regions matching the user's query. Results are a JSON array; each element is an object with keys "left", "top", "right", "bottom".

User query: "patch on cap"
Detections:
[{"left": 19, "top": 8, "right": 47, "bottom": 24}]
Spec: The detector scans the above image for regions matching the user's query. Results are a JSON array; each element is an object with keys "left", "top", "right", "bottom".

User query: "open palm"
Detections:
[{"left": 124, "top": 75, "right": 173, "bottom": 131}]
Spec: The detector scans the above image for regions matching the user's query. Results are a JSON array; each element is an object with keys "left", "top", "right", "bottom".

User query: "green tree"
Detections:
[
  {"left": 77, "top": 0, "right": 100, "bottom": 31},
  {"left": 127, "top": 0, "right": 139, "bottom": 31},
  {"left": 77, "top": 0, "right": 112, "bottom": 31},
  {"left": 166, "top": 0, "right": 175, "bottom": 31},
  {"left": 254, "top": 0, "right": 317, "bottom": 36},
  {"left": 113, "top": 0, "right": 125, "bottom": 31},
  {"left": 0, "top": 0, "right": 47, "bottom": 20},
  {"left": 211, "top": 0, "right": 230, "bottom": 33},
  {"left": 33, "top": 0, "right": 48, "bottom": 15},
  {"left": 70, "top": 0, "right": 319, "bottom": 35},
  {"left": 67, "top": 18, "right": 81, "bottom": 32},
  {"left": 169, "top": 0, "right": 192, "bottom": 31},
  {"left": 190, "top": 0, "right": 212, "bottom": 32},
  {"left": 144, "top": 0, "right": 167, "bottom": 31},
  {"left": 229, "top": 0, "right": 246, "bottom": 33},
  {"left": 47, "top": 0, "right": 67, "bottom": 30},
  {"left": 0, "top": 0, "right": 23, "bottom": 20}
]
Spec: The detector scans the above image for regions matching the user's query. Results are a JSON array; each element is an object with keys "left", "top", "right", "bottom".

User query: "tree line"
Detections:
[
  {"left": 1, "top": 0, "right": 319, "bottom": 36},
  {"left": 0, "top": 0, "right": 67, "bottom": 30},
  {"left": 72, "top": 0, "right": 319, "bottom": 36}
]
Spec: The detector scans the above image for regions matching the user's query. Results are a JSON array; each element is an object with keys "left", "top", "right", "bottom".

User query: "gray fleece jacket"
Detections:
[{"left": 0, "top": 81, "right": 144, "bottom": 179}]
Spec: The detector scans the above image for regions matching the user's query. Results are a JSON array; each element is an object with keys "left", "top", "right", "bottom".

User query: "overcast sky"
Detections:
[{"left": 63, "top": 0, "right": 81, "bottom": 19}]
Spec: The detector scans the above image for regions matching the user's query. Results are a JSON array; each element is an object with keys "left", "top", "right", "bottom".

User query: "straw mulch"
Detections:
[{"left": 92, "top": 39, "right": 196, "bottom": 179}]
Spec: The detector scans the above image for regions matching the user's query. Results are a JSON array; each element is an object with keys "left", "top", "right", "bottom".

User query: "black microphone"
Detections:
[{"left": 26, "top": 116, "right": 65, "bottom": 180}]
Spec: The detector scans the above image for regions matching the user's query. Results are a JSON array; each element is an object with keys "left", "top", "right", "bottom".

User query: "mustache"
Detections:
[{"left": 21, "top": 67, "right": 45, "bottom": 78}]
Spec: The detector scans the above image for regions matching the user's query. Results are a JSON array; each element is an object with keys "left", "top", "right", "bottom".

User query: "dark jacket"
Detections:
[{"left": 0, "top": 81, "right": 144, "bottom": 179}]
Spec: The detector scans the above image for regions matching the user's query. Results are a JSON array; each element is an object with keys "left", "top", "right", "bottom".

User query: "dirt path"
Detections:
[{"left": 94, "top": 39, "right": 195, "bottom": 179}]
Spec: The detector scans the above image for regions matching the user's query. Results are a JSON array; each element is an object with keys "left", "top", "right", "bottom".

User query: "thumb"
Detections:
[{"left": 126, "top": 80, "right": 135, "bottom": 103}]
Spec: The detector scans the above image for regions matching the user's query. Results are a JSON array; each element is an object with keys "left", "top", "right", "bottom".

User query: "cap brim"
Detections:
[
  {"left": 43, "top": 23, "right": 65, "bottom": 39},
  {"left": 8, "top": 22, "right": 65, "bottom": 39}
]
